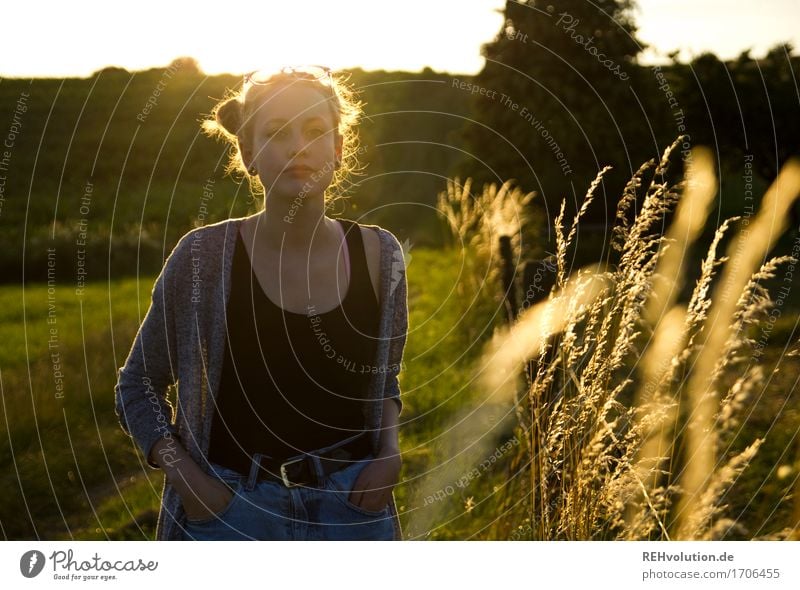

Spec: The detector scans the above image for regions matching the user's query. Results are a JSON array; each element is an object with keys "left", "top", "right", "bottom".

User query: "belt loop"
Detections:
[
  {"left": 246, "top": 453, "right": 262, "bottom": 492},
  {"left": 308, "top": 454, "right": 325, "bottom": 487}
]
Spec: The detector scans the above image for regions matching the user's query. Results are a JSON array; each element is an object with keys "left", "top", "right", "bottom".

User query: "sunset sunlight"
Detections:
[{"left": 2, "top": 1, "right": 800, "bottom": 587}]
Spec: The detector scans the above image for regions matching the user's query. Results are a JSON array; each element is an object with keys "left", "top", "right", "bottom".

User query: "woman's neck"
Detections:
[{"left": 243, "top": 203, "right": 338, "bottom": 256}]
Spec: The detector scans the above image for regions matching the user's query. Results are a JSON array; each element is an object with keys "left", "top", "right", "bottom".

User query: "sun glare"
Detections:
[{"left": 1, "top": 0, "right": 506, "bottom": 78}]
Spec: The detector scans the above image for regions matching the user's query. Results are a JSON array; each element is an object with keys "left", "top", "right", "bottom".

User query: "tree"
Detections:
[
  {"left": 167, "top": 56, "right": 203, "bottom": 76},
  {"left": 457, "top": 0, "right": 649, "bottom": 226}
]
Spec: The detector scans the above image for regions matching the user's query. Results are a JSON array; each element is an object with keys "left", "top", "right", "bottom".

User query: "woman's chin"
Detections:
[{"left": 268, "top": 182, "right": 325, "bottom": 203}]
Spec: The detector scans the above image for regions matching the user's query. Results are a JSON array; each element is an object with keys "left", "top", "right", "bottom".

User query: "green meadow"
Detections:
[
  {"left": 3, "top": 231, "right": 799, "bottom": 539},
  {"left": 0, "top": 244, "right": 506, "bottom": 539}
]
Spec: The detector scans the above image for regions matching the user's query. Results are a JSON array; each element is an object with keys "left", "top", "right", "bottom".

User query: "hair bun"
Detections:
[{"left": 215, "top": 97, "right": 244, "bottom": 136}]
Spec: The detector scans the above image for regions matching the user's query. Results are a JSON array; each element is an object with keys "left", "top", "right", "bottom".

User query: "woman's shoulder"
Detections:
[
  {"left": 158, "top": 217, "right": 242, "bottom": 282},
  {"left": 342, "top": 219, "right": 406, "bottom": 305},
  {"left": 349, "top": 221, "right": 402, "bottom": 260},
  {"left": 168, "top": 217, "right": 242, "bottom": 257},
  {"left": 340, "top": 219, "right": 401, "bottom": 277}
]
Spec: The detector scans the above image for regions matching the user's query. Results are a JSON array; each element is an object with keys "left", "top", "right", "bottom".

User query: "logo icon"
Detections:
[
  {"left": 20, "top": 550, "right": 45, "bottom": 578},
  {"left": 390, "top": 237, "right": 413, "bottom": 296}
]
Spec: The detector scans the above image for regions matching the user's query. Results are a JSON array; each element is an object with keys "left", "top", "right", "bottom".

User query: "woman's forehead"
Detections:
[{"left": 251, "top": 83, "right": 335, "bottom": 125}]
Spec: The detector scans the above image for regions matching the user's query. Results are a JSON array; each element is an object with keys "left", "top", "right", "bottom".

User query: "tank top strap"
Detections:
[
  {"left": 337, "top": 218, "right": 377, "bottom": 308},
  {"left": 335, "top": 220, "right": 351, "bottom": 284}
]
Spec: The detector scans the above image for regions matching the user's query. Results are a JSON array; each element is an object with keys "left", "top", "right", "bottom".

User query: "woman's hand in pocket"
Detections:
[
  {"left": 177, "top": 473, "right": 235, "bottom": 521},
  {"left": 157, "top": 442, "right": 236, "bottom": 521},
  {"left": 349, "top": 448, "right": 402, "bottom": 512}
]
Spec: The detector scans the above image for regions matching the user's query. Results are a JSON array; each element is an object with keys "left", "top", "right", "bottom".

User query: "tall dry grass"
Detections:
[
  {"left": 400, "top": 179, "right": 537, "bottom": 538},
  {"left": 437, "top": 178, "right": 537, "bottom": 306},
  {"left": 459, "top": 137, "right": 800, "bottom": 540}
]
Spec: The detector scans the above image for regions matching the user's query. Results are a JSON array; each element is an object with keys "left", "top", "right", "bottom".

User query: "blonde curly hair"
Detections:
[{"left": 201, "top": 68, "right": 364, "bottom": 206}]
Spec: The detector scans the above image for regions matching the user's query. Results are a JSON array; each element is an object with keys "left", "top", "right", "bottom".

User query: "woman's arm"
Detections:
[
  {"left": 114, "top": 240, "right": 184, "bottom": 469},
  {"left": 378, "top": 397, "right": 400, "bottom": 456},
  {"left": 114, "top": 236, "right": 236, "bottom": 520},
  {"left": 382, "top": 233, "right": 409, "bottom": 417},
  {"left": 149, "top": 436, "right": 237, "bottom": 521},
  {"left": 349, "top": 233, "right": 407, "bottom": 510},
  {"left": 377, "top": 252, "right": 405, "bottom": 459},
  {"left": 351, "top": 397, "right": 402, "bottom": 511}
]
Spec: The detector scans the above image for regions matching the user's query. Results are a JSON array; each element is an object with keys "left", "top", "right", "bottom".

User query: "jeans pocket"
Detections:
[
  {"left": 325, "top": 457, "right": 391, "bottom": 518},
  {"left": 184, "top": 474, "right": 244, "bottom": 526}
]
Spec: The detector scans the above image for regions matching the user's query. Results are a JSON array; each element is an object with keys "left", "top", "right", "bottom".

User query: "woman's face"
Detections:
[{"left": 242, "top": 81, "right": 342, "bottom": 200}]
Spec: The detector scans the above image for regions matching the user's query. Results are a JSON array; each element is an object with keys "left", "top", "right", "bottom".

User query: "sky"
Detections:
[{"left": 1, "top": 0, "right": 798, "bottom": 78}]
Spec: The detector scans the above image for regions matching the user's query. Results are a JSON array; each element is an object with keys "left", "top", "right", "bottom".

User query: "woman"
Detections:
[{"left": 114, "top": 65, "right": 408, "bottom": 541}]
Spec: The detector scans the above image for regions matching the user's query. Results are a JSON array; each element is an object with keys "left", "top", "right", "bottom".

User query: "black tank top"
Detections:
[{"left": 207, "top": 219, "right": 380, "bottom": 473}]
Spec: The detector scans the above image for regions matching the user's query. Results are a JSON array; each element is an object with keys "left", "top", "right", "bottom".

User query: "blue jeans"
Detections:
[{"left": 179, "top": 449, "right": 395, "bottom": 541}]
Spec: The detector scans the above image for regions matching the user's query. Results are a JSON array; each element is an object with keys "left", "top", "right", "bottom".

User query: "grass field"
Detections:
[
  {"left": 0, "top": 243, "right": 506, "bottom": 540},
  {"left": 1, "top": 228, "right": 798, "bottom": 540}
]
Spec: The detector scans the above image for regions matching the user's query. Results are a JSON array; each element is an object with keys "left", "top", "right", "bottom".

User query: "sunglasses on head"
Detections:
[{"left": 244, "top": 65, "right": 334, "bottom": 96}]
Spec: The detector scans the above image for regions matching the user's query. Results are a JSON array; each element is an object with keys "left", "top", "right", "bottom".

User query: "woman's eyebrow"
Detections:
[{"left": 264, "top": 115, "right": 327, "bottom": 126}]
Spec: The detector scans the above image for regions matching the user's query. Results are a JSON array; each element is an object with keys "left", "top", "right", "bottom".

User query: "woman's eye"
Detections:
[
  {"left": 265, "top": 128, "right": 284, "bottom": 138},
  {"left": 308, "top": 127, "right": 324, "bottom": 137}
]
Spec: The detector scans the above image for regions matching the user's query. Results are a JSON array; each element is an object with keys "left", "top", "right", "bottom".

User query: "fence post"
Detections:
[{"left": 499, "top": 235, "right": 518, "bottom": 323}]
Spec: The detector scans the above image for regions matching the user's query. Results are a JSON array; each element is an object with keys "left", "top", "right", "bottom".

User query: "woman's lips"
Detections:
[{"left": 284, "top": 166, "right": 314, "bottom": 176}]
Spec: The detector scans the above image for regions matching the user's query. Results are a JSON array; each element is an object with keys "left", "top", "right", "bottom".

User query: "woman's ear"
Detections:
[
  {"left": 238, "top": 136, "right": 252, "bottom": 168},
  {"left": 333, "top": 133, "right": 342, "bottom": 170},
  {"left": 334, "top": 133, "right": 343, "bottom": 163}
]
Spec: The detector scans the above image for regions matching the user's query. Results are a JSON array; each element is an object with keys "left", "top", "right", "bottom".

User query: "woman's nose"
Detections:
[{"left": 288, "top": 129, "right": 309, "bottom": 158}]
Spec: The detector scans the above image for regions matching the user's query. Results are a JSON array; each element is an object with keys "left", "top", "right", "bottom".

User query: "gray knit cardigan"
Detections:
[{"left": 114, "top": 215, "right": 408, "bottom": 541}]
